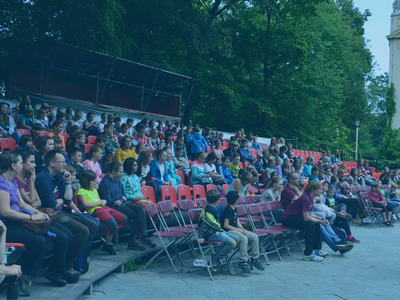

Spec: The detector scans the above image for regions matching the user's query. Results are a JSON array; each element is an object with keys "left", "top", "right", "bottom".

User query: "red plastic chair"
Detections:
[
  {"left": 176, "top": 170, "right": 185, "bottom": 185},
  {"left": 145, "top": 148, "right": 155, "bottom": 157},
  {"left": 141, "top": 186, "right": 156, "bottom": 204},
  {"left": 0, "top": 138, "right": 17, "bottom": 151},
  {"left": 244, "top": 162, "right": 250, "bottom": 169},
  {"left": 206, "top": 184, "right": 218, "bottom": 192},
  {"left": 84, "top": 144, "right": 94, "bottom": 154},
  {"left": 222, "top": 184, "right": 230, "bottom": 193},
  {"left": 193, "top": 185, "right": 206, "bottom": 200},
  {"left": 17, "top": 129, "right": 31, "bottom": 136},
  {"left": 87, "top": 135, "right": 97, "bottom": 144},
  {"left": 39, "top": 130, "right": 50, "bottom": 137},
  {"left": 238, "top": 162, "right": 244, "bottom": 169},
  {"left": 161, "top": 185, "right": 177, "bottom": 208},
  {"left": 178, "top": 185, "right": 192, "bottom": 200},
  {"left": 60, "top": 132, "right": 70, "bottom": 141}
]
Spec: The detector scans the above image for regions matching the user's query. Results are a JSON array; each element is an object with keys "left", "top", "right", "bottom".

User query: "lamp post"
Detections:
[{"left": 355, "top": 118, "right": 360, "bottom": 160}]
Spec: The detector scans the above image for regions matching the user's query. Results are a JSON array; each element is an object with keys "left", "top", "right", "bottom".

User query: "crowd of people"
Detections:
[{"left": 0, "top": 96, "right": 398, "bottom": 295}]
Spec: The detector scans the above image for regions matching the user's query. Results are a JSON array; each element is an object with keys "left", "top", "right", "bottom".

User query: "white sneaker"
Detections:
[
  {"left": 303, "top": 252, "right": 324, "bottom": 262},
  {"left": 314, "top": 250, "right": 329, "bottom": 257},
  {"left": 362, "top": 217, "right": 371, "bottom": 223},
  {"left": 392, "top": 215, "right": 398, "bottom": 221}
]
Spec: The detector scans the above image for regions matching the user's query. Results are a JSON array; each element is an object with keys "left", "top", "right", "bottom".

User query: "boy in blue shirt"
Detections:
[{"left": 197, "top": 189, "right": 239, "bottom": 271}]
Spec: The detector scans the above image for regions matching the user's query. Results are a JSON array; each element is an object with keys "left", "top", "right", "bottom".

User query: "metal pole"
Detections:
[{"left": 355, "top": 126, "right": 359, "bottom": 160}]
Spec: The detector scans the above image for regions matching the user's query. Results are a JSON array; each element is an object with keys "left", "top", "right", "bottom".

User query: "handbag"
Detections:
[
  {"left": 124, "top": 176, "right": 152, "bottom": 207},
  {"left": 21, "top": 209, "right": 51, "bottom": 235},
  {"left": 38, "top": 207, "right": 58, "bottom": 223}
]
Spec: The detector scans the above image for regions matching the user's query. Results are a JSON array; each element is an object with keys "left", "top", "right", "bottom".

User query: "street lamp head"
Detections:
[{"left": 354, "top": 118, "right": 361, "bottom": 127}]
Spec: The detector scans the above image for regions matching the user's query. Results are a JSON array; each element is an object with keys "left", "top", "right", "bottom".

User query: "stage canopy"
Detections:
[{"left": 6, "top": 42, "right": 192, "bottom": 119}]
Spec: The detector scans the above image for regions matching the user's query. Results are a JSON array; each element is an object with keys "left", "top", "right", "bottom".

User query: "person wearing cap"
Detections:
[
  {"left": 223, "top": 140, "right": 239, "bottom": 159},
  {"left": 254, "top": 153, "right": 264, "bottom": 173},
  {"left": 220, "top": 191, "right": 264, "bottom": 272},
  {"left": 187, "top": 126, "right": 208, "bottom": 160}
]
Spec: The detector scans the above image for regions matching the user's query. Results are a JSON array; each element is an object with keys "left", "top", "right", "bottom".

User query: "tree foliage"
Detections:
[{"left": 0, "top": 0, "right": 393, "bottom": 158}]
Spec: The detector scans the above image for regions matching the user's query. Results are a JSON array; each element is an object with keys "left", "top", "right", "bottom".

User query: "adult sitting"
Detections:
[
  {"left": 0, "top": 220, "right": 22, "bottom": 282},
  {"left": 0, "top": 102, "right": 20, "bottom": 142},
  {"left": 226, "top": 169, "right": 253, "bottom": 196},
  {"left": 237, "top": 139, "right": 255, "bottom": 163},
  {"left": 281, "top": 180, "right": 328, "bottom": 262},
  {"left": 136, "top": 151, "right": 159, "bottom": 202},
  {"left": 35, "top": 150, "right": 98, "bottom": 275},
  {"left": 281, "top": 172, "right": 302, "bottom": 209},
  {"left": 148, "top": 149, "right": 173, "bottom": 198},
  {"left": 98, "top": 161, "right": 156, "bottom": 250},
  {"left": 260, "top": 177, "right": 284, "bottom": 222},
  {"left": 35, "top": 136, "right": 55, "bottom": 174},
  {"left": 190, "top": 152, "right": 211, "bottom": 187}
]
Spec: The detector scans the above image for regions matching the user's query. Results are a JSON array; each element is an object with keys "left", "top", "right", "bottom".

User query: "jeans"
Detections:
[
  {"left": 319, "top": 224, "right": 341, "bottom": 252},
  {"left": 228, "top": 229, "right": 259, "bottom": 261},
  {"left": 207, "top": 231, "right": 239, "bottom": 262}
]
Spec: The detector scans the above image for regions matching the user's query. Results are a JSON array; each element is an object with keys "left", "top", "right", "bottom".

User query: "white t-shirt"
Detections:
[{"left": 261, "top": 188, "right": 278, "bottom": 202}]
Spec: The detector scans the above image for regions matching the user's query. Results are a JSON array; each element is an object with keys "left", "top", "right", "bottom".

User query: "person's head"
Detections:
[
  {"left": 126, "top": 118, "right": 133, "bottom": 127},
  {"left": 135, "top": 143, "right": 145, "bottom": 154},
  {"left": 305, "top": 180, "right": 322, "bottom": 196},
  {"left": 339, "top": 182, "right": 350, "bottom": 193},
  {"left": 325, "top": 167, "right": 332, "bottom": 176},
  {"left": 226, "top": 191, "right": 239, "bottom": 206},
  {"left": 206, "top": 189, "right": 220, "bottom": 205},
  {"left": 266, "top": 176, "right": 283, "bottom": 189},
  {"left": 44, "top": 150, "right": 65, "bottom": 174},
  {"left": 165, "top": 147, "right": 173, "bottom": 161},
  {"left": 136, "top": 124, "right": 146, "bottom": 137},
  {"left": 114, "top": 117, "right": 121, "bottom": 127},
  {"left": 214, "top": 139, "right": 221, "bottom": 149},
  {"left": 68, "top": 148, "right": 83, "bottom": 164},
  {"left": 120, "top": 135, "right": 131, "bottom": 150},
  {"left": 293, "top": 158, "right": 301, "bottom": 169},
  {"left": 53, "top": 136, "right": 62, "bottom": 150},
  {"left": 86, "top": 112, "right": 95, "bottom": 122},
  {"left": 331, "top": 167, "right": 337, "bottom": 176},
  {"left": 311, "top": 166, "right": 319, "bottom": 175},
  {"left": 73, "top": 111, "right": 82, "bottom": 121},
  {"left": 65, "top": 164, "right": 77, "bottom": 182},
  {"left": 238, "top": 170, "right": 253, "bottom": 185},
  {"left": 18, "top": 135, "right": 33, "bottom": 148},
  {"left": 275, "top": 156, "right": 281, "bottom": 166},
  {"left": 101, "top": 113, "right": 107, "bottom": 122},
  {"left": 357, "top": 158, "right": 364, "bottom": 167},
  {"left": 232, "top": 153, "right": 240, "bottom": 166},
  {"left": 14, "top": 150, "right": 35, "bottom": 174},
  {"left": 221, "top": 156, "right": 230, "bottom": 167},
  {"left": 197, "top": 152, "right": 207, "bottom": 163},
  {"left": 138, "top": 150, "right": 152, "bottom": 166},
  {"left": 206, "top": 152, "right": 217, "bottom": 165},
  {"left": 376, "top": 180, "right": 382, "bottom": 188},
  {"left": 251, "top": 170, "right": 259, "bottom": 183},
  {"left": 55, "top": 112, "right": 65, "bottom": 123},
  {"left": 165, "top": 131, "right": 173, "bottom": 143},
  {"left": 0, "top": 102, "right": 8, "bottom": 116},
  {"left": 230, "top": 141, "right": 239, "bottom": 151},
  {"left": 80, "top": 169, "right": 97, "bottom": 190},
  {"left": 280, "top": 145, "right": 287, "bottom": 153},
  {"left": 123, "top": 157, "right": 138, "bottom": 176},
  {"left": 0, "top": 151, "right": 22, "bottom": 175},
  {"left": 390, "top": 183, "right": 398, "bottom": 192},
  {"left": 104, "top": 123, "right": 114, "bottom": 136},
  {"left": 96, "top": 134, "right": 107, "bottom": 150},
  {"left": 107, "top": 161, "right": 123, "bottom": 179},
  {"left": 287, "top": 172, "right": 300, "bottom": 185},
  {"left": 38, "top": 136, "right": 54, "bottom": 154},
  {"left": 370, "top": 182, "right": 379, "bottom": 192},
  {"left": 73, "top": 131, "right": 86, "bottom": 146},
  {"left": 364, "top": 160, "right": 370, "bottom": 167},
  {"left": 52, "top": 120, "right": 64, "bottom": 134},
  {"left": 157, "top": 149, "right": 167, "bottom": 163},
  {"left": 150, "top": 128, "right": 158, "bottom": 138},
  {"left": 175, "top": 146, "right": 184, "bottom": 158},
  {"left": 31, "top": 123, "right": 43, "bottom": 136},
  {"left": 306, "top": 156, "right": 313, "bottom": 165},
  {"left": 326, "top": 186, "right": 335, "bottom": 198},
  {"left": 267, "top": 158, "right": 275, "bottom": 168},
  {"left": 25, "top": 109, "right": 34, "bottom": 119},
  {"left": 88, "top": 145, "right": 103, "bottom": 162},
  {"left": 384, "top": 166, "right": 390, "bottom": 174},
  {"left": 240, "top": 139, "right": 247, "bottom": 148}
]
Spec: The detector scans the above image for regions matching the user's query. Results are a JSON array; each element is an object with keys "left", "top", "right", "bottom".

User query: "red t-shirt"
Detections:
[
  {"left": 281, "top": 192, "right": 313, "bottom": 221},
  {"left": 281, "top": 185, "right": 298, "bottom": 208}
]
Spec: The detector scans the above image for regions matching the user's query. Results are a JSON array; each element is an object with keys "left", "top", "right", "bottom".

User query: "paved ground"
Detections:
[{"left": 82, "top": 224, "right": 400, "bottom": 300}]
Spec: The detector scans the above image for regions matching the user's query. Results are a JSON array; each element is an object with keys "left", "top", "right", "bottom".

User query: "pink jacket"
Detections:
[{"left": 83, "top": 160, "right": 104, "bottom": 184}]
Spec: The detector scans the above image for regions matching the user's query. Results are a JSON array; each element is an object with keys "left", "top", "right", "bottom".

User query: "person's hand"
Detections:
[
  {"left": 32, "top": 213, "right": 47, "bottom": 221},
  {"left": 278, "top": 185, "right": 284, "bottom": 192},
  {"left": 30, "top": 169, "right": 36, "bottom": 183},
  {"left": 37, "top": 212, "right": 50, "bottom": 221},
  {"left": 100, "top": 200, "right": 107, "bottom": 206},
  {"left": 56, "top": 199, "right": 64, "bottom": 208},
  {"left": 321, "top": 219, "right": 329, "bottom": 226},
  {"left": 5, "top": 265, "right": 22, "bottom": 278},
  {"left": 114, "top": 200, "right": 122, "bottom": 206},
  {"left": 0, "top": 220, "right": 6, "bottom": 233},
  {"left": 241, "top": 229, "right": 247, "bottom": 235},
  {"left": 135, "top": 196, "right": 146, "bottom": 201},
  {"left": 198, "top": 238, "right": 205, "bottom": 244},
  {"left": 63, "top": 170, "right": 71, "bottom": 182}
]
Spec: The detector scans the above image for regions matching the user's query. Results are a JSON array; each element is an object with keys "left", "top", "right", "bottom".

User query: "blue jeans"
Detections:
[
  {"left": 207, "top": 231, "right": 239, "bottom": 262},
  {"left": 320, "top": 224, "right": 341, "bottom": 252}
]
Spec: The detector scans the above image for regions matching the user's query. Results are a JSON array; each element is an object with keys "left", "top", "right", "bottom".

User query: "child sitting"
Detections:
[
  {"left": 78, "top": 169, "right": 126, "bottom": 255},
  {"left": 17, "top": 135, "right": 35, "bottom": 155},
  {"left": 197, "top": 189, "right": 239, "bottom": 271},
  {"left": 220, "top": 191, "right": 265, "bottom": 272},
  {"left": 83, "top": 145, "right": 105, "bottom": 185},
  {"left": 254, "top": 153, "right": 264, "bottom": 173},
  {"left": 68, "top": 148, "right": 84, "bottom": 179},
  {"left": 217, "top": 156, "right": 234, "bottom": 184},
  {"left": 174, "top": 146, "right": 190, "bottom": 182},
  {"left": 121, "top": 158, "right": 149, "bottom": 204},
  {"left": 229, "top": 153, "right": 241, "bottom": 179}
]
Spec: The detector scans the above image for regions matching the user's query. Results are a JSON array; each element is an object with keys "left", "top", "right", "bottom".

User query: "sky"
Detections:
[{"left": 352, "top": 0, "right": 393, "bottom": 75}]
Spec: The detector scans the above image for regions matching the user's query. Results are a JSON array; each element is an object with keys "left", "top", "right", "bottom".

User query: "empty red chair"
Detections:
[
  {"left": 222, "top": 184, "right": 230, "bottom": 193},
  {"left": 178, "top": 185, "right": 192, "bottom": 200},
  {"left": 251, "top": 149, "right": 257, "bottom": 159},
  {"left": 193, "top": 184, "right": 206, "bottom": 200},
  {"left": 206, "top": 184, "right": 218, "bottom": 192},
  {"left": 238, "top": 162, "right": 244, "bottom": 169},
  {"left": 60, "top": 132, "right": 69, "bottom": 141},
  {"left": 39, "top": 130, "right": 50, "bottom": 137},
  {"left": 17, "top": 129, "right": 31, "bottom": 136},
  {"left": 244, "top": 162, "right": 250, "bottom": 169},
  {"left": 84, "top": 144, "right": 94, "bottom": 154},
  {"left": 141, "top": 186, "right": 156, "bottom": 204},
  {"left": 161, "top": 185, "right": 177, "bottom": 208},
  {"left": 176, "top": 170, "right": 185, "bottom": 185},
  {"left": 87, "top": 135, "right": 97, "bottom": 144},
  {"left": 0, "top": 138, "right": 17, "bottom": 151}
]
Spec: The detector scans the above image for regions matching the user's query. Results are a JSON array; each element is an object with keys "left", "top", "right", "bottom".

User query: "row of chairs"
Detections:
[{"left": 144, "top": 198, "right": 300, "bottom": 280}]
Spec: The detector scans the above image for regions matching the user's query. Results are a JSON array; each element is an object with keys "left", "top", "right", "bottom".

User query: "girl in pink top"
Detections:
[{"left": 83, "top": 145, "right": 104, "bottom": 185}]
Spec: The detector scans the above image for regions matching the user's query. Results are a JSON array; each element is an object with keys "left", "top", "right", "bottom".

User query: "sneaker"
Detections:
[
  {"left": 62, "top": 270, "right": 80, "bottom": 284},
  {"left": 303, "top": 252, "right": 324, "bottom": 262},
  {"left": 347, "top": 236, "right": 360, "bottom": 244},
  {"left": 101, "top": 243, "right": 119, "bottom": 255},
  {"left": 18, "top": 274, "right": 32, "bottom": 296},
  {"left": 140, "top": 238, "right": 157, "bottom": 248},
  {"left": 362, "top": 217, "right": 371, "bottom": 223},
  {"left": 238, "top": 261, "right": 252, "bottom": 273},
  {"left": 127, "top": 242, "right": 146, "bottom": 251},
  {"left": 250, "top": 258, "right": 265, "bottom": 271},
  {"left": 339, "top": 248, "right": 351, "bottom": 255},
  {"left": 337, "top": 211, "right": 352, "bottom": 220},
  {"left": 314, "top": 250, "right": 328, "bottom": 257},
  {"left": 392, "top": 215, "right": 398, "bottom": 221},
  {"left": 389, "top": 221, "right": 394, "bottom": 227},
  {"left": 43, "top": 270, "right": 67, "bottom": 287},
  {"left": 336, "top": 242, "right": 354, "bottom": 252},
  {"left": 383, "top": 221, "right": 392, "bottom": 227}
]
